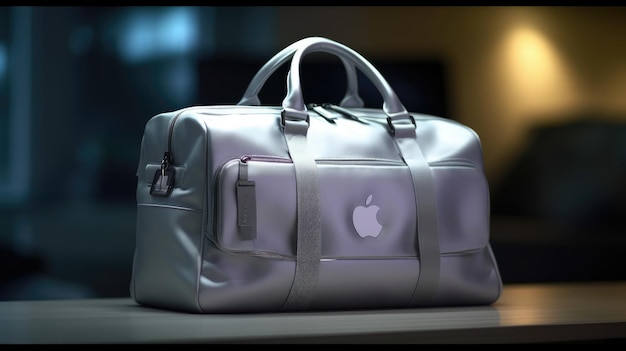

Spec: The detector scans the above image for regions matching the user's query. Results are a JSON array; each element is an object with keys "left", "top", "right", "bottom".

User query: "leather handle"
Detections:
[
  {"left": 238, "top": 37, "right": 364, "bottom": 108},
  {"left": 280, "top": 37, "right": 412, "bottom": 127}
]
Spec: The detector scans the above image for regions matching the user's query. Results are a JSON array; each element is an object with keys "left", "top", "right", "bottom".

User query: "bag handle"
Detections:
[
  {"left": 280, "top": 37, "right": 414, "bottom": 134},
  {"left": 238, "top": 37, "right": 364, "bottom": 108}
]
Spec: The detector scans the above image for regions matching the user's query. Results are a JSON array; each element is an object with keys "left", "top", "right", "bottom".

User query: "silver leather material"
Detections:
[
  {"left": 239, "top": 37, "right": 364, "bottom": 108},
  {"left": 130, "top": 37, "right": 502, "bottom": 313}
]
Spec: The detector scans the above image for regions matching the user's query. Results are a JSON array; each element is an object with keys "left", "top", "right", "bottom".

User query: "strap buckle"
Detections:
[
  {"left": 387, "top": 114, "right": 416, "bottom": 136},
  {"left": 281, "top": 109, "right": 310, "bottom": 126}
]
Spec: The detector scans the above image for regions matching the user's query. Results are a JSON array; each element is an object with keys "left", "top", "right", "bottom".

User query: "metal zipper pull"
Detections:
[
  {"left": 150, "top": 152, "right": 176, "bottom": 197},
  {"left": 308, "top": 103, "right": 337, "bottom": 124},
  {"left": 323, "top": 103, "right": 368, "bottom": 124}
]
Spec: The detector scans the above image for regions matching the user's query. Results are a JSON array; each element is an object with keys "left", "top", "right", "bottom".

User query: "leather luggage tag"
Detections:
[{"left": 150, "top": 167, "right": 175, "bottom": 197}]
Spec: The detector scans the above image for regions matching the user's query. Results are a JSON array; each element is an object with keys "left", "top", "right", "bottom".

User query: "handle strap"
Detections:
[
  {"left": 393, "top": 126, "right": 441, "bottom": 306},
  {"left": 280, "top": 119, "right": 321, "bottom": 312},
  {"left": 281, "top": 38, "right": 413, "bottom": 127},
  {"left": 278, "top": 37, "right": 440, "bottom": 309},
  {"left": 238, "top": 37, "right": 364, "bottom": 108}
]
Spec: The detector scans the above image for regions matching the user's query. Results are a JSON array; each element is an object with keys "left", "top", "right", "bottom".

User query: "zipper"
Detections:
[
  {"left": 240, "top": 155, "right": 293, "bottom": 164},
  {"left": 161, "top": 107, "right": 204, "bottom": 173},
  {"left": 242, "top": 155, "right": 404, "bottom": 166},
  {"left": 155, "top": 106, "right": 225, "bottom": 197},
  {"left": 430, "top": 159, "right": 479, "bottom": 169},
  {"left": 306, "top": 103, "right": 371, "bottom": 125},
  {"left": 150, "top": 109, "right": 192, "bottom": 198},
  {"left": 322, "top": 103, "right": 368, "bottom": 124},
  {"left": 307, "top": 103, "right": 337, "bottom": 124}
]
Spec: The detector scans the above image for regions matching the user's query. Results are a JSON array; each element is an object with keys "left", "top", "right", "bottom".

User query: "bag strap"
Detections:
[
  {"left": 280, "top": 116, "right": 321, "bottom": 311},
  {"left": 279, "top": 37, "right": 441, "bottom": 309}
]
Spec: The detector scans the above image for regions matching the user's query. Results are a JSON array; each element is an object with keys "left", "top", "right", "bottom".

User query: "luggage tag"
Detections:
[
  {"left": 150, "top": 163, "right": 176, "bottom": 197},
  {"left": 237, "top": 158, "right": 257, "bottom": 240}
]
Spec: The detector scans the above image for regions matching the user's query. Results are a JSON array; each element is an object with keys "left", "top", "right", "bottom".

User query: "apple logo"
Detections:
[{"left": 352, "top": 194, "right": 383, "bottom": 238}]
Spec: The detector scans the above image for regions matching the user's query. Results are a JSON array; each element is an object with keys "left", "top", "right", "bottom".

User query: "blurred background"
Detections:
[{"left": 1, "top": 6, "right": 625, "bottom": 300}]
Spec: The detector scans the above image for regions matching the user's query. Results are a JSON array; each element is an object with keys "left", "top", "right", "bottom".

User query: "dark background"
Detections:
[{"left": 0, "top": 6, "right": 625, "bottom": 300}]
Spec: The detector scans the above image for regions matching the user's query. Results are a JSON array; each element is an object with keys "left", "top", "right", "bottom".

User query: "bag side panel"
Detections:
[
  {"left": 433, "top": 245, "right": 503, "bottom": 306},
  {"left": 132, "top": 112, "right": 209, "bottom": 312}
]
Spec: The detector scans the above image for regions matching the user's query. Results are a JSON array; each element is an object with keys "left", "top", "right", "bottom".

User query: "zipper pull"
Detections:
[
  {"left": 308, "top": 103, "right": 337, "bottom": 124},
  {"left": 237, "top": 157, "right": 257, "bottom": 240},
  {"left": 162, "top": 152, "right": 171, "bottom": 173},
  {"left": 150, "top": 152, "right": 176, "bottom": 197},
  {"left": 323, "top": 103, "right": 368, "bottom": 124}
]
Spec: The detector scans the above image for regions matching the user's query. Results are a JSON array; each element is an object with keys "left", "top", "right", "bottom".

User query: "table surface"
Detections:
[{"left": 1, "top": 281, "right": 625, "bottom": 344}]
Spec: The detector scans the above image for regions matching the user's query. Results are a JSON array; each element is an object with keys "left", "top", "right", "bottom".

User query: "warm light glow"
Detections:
[
  {"left": 600, "top": 64, "right": 626, "bottom": 112},
  {"left": 499, "top": 25, "right": 577, "bottom": 114},
  {"left": 484, "top": 20, "right": 582, "bottom": 184},
  {"left": 497, "top": 288, "right": 552, "bottom": 326},
  {"left": 512, "top": 28, "right": 549, "bottom": 68}
]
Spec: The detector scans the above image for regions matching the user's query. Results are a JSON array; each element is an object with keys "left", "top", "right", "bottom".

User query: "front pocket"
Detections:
[{"left": 214, "top": 157, "right": 421, "bottom": 259}]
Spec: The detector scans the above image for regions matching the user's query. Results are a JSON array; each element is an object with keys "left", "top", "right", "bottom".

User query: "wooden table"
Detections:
[{"left": 1, "top": 281, "right": 625, "bottom": 344}]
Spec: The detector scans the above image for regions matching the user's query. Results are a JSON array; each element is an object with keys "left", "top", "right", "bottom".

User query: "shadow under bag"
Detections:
[{"left": 130, "top": 37, "right": 502, "bottom": 313}]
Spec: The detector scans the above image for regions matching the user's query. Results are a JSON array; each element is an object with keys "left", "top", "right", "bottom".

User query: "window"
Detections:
[{"left": 0, "top": 7, "right": 32, "bottom": 207}]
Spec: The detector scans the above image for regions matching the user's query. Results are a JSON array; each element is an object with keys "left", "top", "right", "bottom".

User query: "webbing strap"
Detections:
[
  {"left": 281, "top": 119, "right": 321, "bottom": 311},
  {"left": 393, "top": 123, "right": 441, "bottom": 305}
]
